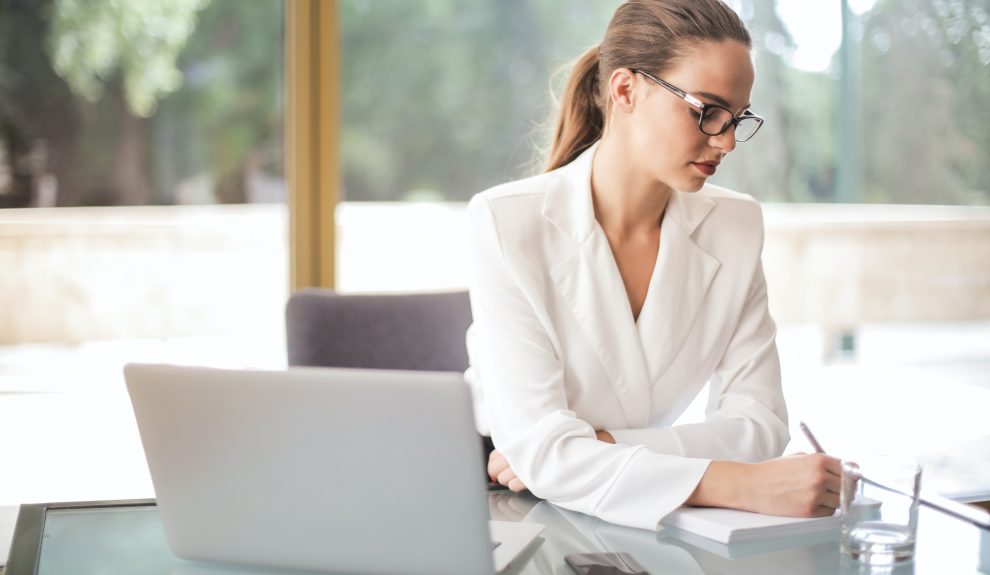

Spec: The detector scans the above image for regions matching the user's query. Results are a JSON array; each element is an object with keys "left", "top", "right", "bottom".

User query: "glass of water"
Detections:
[{"left": 840, "top": 455, "right": 922, "bottom": 565}]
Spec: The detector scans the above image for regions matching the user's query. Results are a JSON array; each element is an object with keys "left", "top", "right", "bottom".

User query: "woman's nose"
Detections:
[{"left": 709, "top": 126, "right": 738, "bottom": 153}]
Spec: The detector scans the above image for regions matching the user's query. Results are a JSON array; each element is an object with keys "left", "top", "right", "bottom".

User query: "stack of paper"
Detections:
[{"left": 660, "top": 507, "right": 841, "bottom": 544}]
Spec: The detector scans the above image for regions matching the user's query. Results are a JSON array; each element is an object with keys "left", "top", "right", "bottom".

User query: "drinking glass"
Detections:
[{"left": 840, "top": 455, "right": 922, "bottom": 565}]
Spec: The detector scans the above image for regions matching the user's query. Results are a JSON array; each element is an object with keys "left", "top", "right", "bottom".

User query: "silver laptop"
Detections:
[{"left": 124, "top": 363, "right": 543, "bottom": 575}]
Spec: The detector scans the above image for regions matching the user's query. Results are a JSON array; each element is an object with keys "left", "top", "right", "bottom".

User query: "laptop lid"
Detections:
[{"left": 124, "top": 363, "right": 497, "bottom": 575}]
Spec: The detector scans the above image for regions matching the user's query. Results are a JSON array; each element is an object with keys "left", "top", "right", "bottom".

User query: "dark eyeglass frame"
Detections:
[{"left": 629, "top": 68, "right": 765, "bottom": 142}]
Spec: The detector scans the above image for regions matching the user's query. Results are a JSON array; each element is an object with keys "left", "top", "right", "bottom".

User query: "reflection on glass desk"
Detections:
[
  {"left": 490, "top": 492, "right": 987, "bottom": 575},
  {"left": 5, "top": 494, "right": 987, "bottom": 575}
]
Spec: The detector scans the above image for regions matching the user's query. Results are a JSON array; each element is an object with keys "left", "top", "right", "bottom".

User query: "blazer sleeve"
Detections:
[
  {"left": 466, "top": 195, "right": 711, "bottom": 531},
  {"left": 607, "top": 207, "right": 789, "bottom": 462}
]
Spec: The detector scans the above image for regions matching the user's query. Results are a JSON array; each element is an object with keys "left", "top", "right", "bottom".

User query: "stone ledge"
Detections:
[{"left": 1, "top": 202, "right": 988, "bottom": 344}]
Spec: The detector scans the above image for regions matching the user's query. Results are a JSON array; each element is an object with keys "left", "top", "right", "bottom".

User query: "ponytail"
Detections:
[{"left": 545, "top": 45, "right": 605, "bottom": 172}]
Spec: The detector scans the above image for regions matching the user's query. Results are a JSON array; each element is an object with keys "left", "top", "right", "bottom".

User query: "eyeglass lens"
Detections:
[{"left": 701, "top": 107, "right": 761, "bottom": 142}]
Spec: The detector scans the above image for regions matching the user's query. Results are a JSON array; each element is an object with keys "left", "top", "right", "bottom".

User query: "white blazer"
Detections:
[{"left": 464, "top": 142, "right": 789, "bottom": 530}]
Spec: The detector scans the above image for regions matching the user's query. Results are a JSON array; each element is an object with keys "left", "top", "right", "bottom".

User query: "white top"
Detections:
[{"left": 464, "top": 142, "right": 789, "bottom": 530}]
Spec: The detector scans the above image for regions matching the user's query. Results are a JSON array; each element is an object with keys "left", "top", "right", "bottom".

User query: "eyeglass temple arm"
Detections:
[{"left": 629, "top": 68, "right": 704, "bottom": 109}]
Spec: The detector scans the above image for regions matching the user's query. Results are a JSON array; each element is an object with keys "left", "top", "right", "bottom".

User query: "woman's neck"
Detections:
[{"left": 590, "top": 136, "right": 671, "bottom": 242}]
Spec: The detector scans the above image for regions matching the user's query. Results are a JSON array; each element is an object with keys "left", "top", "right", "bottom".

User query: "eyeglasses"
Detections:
[{"left": 629, "top": 68, "right": 764, "bottom": 142}]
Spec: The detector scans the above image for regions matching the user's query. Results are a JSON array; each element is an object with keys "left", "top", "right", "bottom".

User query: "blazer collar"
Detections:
[
  {"left": 542, "top": 142, "right": 599, "bottom": 244},
  {"left": 542, "top": 141, "right": 717, "bottom": 245}
]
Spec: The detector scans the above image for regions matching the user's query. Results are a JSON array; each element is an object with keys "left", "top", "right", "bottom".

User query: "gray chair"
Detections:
[
  {"left": 285, "top": 289, "right": 473, "bottom": 372},
  {"left": 286, "top": 288, "right": 499, "bottom": 482}
]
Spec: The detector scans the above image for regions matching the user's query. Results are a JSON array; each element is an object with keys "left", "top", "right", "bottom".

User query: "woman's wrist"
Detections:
[{"left": 684, "top": 460, "right": 752, "bottom": 510}]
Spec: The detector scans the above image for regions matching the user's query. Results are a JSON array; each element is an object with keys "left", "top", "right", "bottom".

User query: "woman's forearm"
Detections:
[
  {"left": 685, "top": 455, "right": 842, "bottom": 517},
  {"left": 684, "top": 460, "right": 747, "bottom": 509},
  {"left": 597, "top": 431, "right": 749, "bottom": 510}
]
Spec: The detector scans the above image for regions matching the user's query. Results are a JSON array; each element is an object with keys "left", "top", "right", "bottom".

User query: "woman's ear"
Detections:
[{"left": 608, "top": 68, "right": 637, "bottom": 114}]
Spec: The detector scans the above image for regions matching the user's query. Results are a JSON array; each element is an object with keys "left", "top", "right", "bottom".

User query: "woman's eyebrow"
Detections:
[{"left": 696, "top": 90, "right": 751, "bottom": 112}]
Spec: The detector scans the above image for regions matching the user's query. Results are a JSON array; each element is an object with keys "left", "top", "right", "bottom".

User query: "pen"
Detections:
[
  {"left": 798, "top": 421, "right": 990, "bottom": 531},
  {"left": 798, "top": 421, "right": 824, "bottom": 453}
]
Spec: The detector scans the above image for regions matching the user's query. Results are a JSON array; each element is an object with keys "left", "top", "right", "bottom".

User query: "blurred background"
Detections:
[{"left": 0, "top": 0, "right": 988, "bottom": 503}]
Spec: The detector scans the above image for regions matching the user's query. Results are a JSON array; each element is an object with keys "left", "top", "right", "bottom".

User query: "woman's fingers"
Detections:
[
  {"left": 818, "top": 489, "right": 840, "bottom": 510},
  {"left": 507, "top": 477, "right": 527, "bottom": 492},
  {"left": 813, "top": 454, "right": 842, "bottom": 511},
  {"left": 825, "top": 471, "right": 842, "bottom": 495},
  {"left": 488, "top": 449, "right": 528, "bottom": 491},
  {"left": 813, "top": 505, "right": 838, "bottom": 517},
  {"left": 491, "top": 450, "right": 528, "bottom": 491},
  {"left": 496, "top": 468, "right": 526, "bottom": 492},
  {"left": 822, "top": 455, "right": 843, "bottom": 498},
  {"left": 824, "top": 456, "right": 843, "bottom": 478},
  {"left": 488, "top": 450, "right": 509, "bottom": 482}
]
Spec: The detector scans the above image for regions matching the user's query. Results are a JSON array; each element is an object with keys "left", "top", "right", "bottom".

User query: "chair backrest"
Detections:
[{"left": 285, "top": 289, "right": 473, "bottom": 372}]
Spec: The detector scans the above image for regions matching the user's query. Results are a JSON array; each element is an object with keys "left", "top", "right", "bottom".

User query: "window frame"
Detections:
[{"left": 286, "top": 0, "right": 339, "bottom": 290}]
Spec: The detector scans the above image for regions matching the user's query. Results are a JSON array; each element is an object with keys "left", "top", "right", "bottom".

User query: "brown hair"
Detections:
[{"left": 545, "top": 0, "right": 752, "bottom": 171}]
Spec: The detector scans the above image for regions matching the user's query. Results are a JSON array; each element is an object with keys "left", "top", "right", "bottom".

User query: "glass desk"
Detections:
[{"left": 4, "top": 494, "right": 987, "bottom": 575}]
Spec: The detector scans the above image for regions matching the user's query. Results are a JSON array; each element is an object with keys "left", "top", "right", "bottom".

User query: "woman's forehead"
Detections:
[{"left": 663, "top": 40, "right": 755, "bottom": 108}]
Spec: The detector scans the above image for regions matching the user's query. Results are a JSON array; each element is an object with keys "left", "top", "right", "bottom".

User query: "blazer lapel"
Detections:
[
  {"left": 543, "top": 144, "right": 652, "bottom": 427},
  {"left": 636, "top": 190, "right": 720, "bottom": 384}
]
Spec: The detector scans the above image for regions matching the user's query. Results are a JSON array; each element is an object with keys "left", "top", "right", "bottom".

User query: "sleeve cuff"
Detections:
[
  {"left": 591, "top": 450, "right": 712, "bottom": 530},
  {"left": 608, "top": 427, "right": 684, "bottom": 455}
]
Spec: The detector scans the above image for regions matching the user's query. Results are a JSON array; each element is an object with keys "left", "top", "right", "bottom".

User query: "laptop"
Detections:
[{"left": 124, "top": 363, "right": 543, "bottom": 575}]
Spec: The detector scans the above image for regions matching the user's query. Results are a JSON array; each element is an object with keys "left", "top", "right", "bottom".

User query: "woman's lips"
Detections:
[{"left": 692, "top": 162, "right": 717, "bottom": 176}]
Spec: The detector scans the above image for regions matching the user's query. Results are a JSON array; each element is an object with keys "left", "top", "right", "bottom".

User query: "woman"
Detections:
[{"left": 464, "top": 0, "right": 841, "bottom": 531}]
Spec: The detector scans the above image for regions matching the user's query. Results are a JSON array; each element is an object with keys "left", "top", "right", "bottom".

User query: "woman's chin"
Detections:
[{"left": 677, "top": 177, "right": 708, "bottom": 193}]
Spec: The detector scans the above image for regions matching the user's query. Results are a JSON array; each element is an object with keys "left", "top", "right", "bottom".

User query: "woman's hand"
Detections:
[
  {"left": 488, "top": 449, "right": 527, "bottom": 492},
  {"left": 488, "top": 430, "right": 616, "bottom": 491},
  {"left": 743, "top": 453, "right": 842, "bottom": 516},
  {"left": 688, "top": 453, "right": 842, "bottom": 517}
]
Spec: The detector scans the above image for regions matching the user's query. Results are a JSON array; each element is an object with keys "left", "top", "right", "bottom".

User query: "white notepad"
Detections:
[{"left": 659, "top": 506, "right": 841, "bottom": 544}]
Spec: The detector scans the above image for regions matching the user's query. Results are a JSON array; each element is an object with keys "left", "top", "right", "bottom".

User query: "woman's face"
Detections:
[{"left": 625, "top": 40, "right": 755, "bottom": 193}]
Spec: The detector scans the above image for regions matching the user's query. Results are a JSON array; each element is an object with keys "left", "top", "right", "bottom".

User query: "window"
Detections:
[
  {"left": 340, "top": 0, "right": 622, "bottom": 202},
  {"left": 336, "top": 2, "right": 990, "bottom": 448},
  {"left": 340, "top": 0, "right": 990, "bottom": 206},
  {"left": 0, "top": 0, "right": 288, "bottom": 348},
  {"left": 0, "top": 0, "right": 288, "bottom": 502},
  {"left": 0, "top": 0, "right": 284, "bottom": 208}
]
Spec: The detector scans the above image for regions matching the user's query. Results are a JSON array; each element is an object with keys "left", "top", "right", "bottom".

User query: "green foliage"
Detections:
[
  {"left": 0, "top": 6, "right": 10, "bottom": 93},
  {"left": 340, "top": 0, "right": 621, "bottom": 201},
  {"left": 860, "top": 0, "right": 990, "bottom": 203},
  {"left": 1, "top": 0, "right": 281, "bottom": 206},
  {"left": 341, "top": 0, "right": 989, "bottom": 205},
  {"left": 153, "top": 0, "right": 284, "bottom": 201},
  {"left": 47, "top": 0, "right": 210, "bottom": 117},
  {"left": 4, "top": 0, "right": 989, "bottom": 206},
  {"left": 711, "top": 0, "right": 813, "bottom": 201},
  {"left": 339, "top": 0, "right": 828, "bottom": 202}
]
